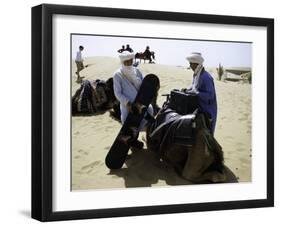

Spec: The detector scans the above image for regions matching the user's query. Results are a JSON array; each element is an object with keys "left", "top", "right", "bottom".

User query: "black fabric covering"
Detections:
[
  {"left": 169, "top": 90, "right": 198, "bottom": 115},
  {"left": 147, "top": 108, "right": 196, "bottom": 157},
  {"left": 147, "top": 106, "right": 224, "bottom": 182}
]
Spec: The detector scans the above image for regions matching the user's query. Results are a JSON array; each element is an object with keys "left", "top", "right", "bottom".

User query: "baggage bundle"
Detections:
[
  {"left": 168, "top": 90, "right": 198, "bottom": 115},
  {"left": 72, "top": 78, "right": 119, "bottom": 115}
]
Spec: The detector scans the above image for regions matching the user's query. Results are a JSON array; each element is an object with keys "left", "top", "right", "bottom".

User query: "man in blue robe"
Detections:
[
  {"left": 113, "top": 51, "right": 154, "bottom": 148},
  {"left": 184, "top": 52, "right": 217, "bottom": 135}
]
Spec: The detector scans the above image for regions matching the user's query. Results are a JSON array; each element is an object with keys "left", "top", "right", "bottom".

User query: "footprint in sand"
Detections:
[
  {"left": 104, "top": 127, "right": 111, "bottom": 132},
  {"left": 86, "top": 169, "right": 94, "bottom": 174},
  {"left": 81, "top": 161, "right": 101, "bottom": 171},
  {"left": 239, "top": 157, "right": 250, "bottom": 164},
  {"left": 236, "top": 148, "right": 245, "bottom": 153},
  {"left": 75, "top": 170, "right": 83, "bottom": 175},
  {"left": 224, "top": 136, "right": 233, "bottom": 140},
  {"left": 238, "top": 113, "right": 247, "bottom": 121},
  {"left": 77, "top": 149, "right": 89, "bottom": 155},
  {"left": 236, "top": 142, "right": 244, "bottom": 147},
  {"left": 74, "top": 131, "right": 80, "bottom": 135},
  {"left": 74, "top": 155, "right": 81, "bottom": 159}
]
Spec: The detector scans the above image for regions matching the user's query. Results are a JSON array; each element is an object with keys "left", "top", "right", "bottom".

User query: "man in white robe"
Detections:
[{"left": 113, "top": 51, "right": 154, "bottom": 148}]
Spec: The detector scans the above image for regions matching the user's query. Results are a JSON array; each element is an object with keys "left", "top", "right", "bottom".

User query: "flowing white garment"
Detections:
[
  {"left": 75, "top": 50, "right": 83, "bottom": 62},
  {"left": 190, "top": 64, "right": 203, "bottom": 93},
  {"left": 120, "top": 65, "right": 142, "bottom": 90}
]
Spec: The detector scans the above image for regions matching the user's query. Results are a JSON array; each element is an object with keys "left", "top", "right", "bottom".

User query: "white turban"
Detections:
[
  {"left": 119, "top": 51, "right": 135, "bottom": 63},
  {"left": 186, "top": 52, "right": 204, "bottom": 65}
]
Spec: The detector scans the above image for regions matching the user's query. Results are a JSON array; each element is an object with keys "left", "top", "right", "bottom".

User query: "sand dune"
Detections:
[{"left": 71, "top": 57, "right": 251, "bottom": 190}]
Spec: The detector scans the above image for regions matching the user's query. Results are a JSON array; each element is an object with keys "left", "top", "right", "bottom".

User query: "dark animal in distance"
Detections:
[{"left": 135, "top": 51, "right": 155, "bottom": 64}]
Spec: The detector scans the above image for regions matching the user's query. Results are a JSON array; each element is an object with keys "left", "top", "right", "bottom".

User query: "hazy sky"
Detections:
[{"left": 72, "top": 34, "right": 252, "bottom": 68}]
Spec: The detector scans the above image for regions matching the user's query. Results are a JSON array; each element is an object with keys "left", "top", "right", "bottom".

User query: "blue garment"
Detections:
[
  {"left": 113, "top": 69, "right": 153, "bottom": 130},
  {"left": 189, "top": 69, "right": 217, "bottom": 134}
]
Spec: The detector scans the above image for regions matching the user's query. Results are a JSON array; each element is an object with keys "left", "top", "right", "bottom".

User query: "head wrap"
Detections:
[
  {"left": 119, "top": 51, "right": 141, "bottom": 90},
  {"left": 186, "top": 52, "right": 204, "bottom": 93},
  {"left": 119, "top": 51, "right": 135, "bottom": 63},
  {"left": 186, "top": 52, "right": 204, "bottom": 65}
]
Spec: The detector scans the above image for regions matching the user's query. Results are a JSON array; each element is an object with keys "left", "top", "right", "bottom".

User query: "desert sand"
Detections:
[{"left": 71, "top": 57, "right": 251, "bottom": 190}]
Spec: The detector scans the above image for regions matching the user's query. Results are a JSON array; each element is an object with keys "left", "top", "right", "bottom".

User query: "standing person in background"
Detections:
[
  {"left": 184, "top": 52, "right": 218, "bottom": 135},
  {"left": 125, "top": 44, "right": 133, "bottom": 53},
  {"left": 75, "top": 45, "right": 85, "bottom": 83}
]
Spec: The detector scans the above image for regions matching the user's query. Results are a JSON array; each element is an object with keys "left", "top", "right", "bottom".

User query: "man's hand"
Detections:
[
  {"left": 186, "top": 90, "right": 199, "bottom": 95},
  {"left": 126, "top": 101, "right": 132, "bottom": 113},
  {"left": 181, "top": 88, "right": 199, "bottom": 95}
]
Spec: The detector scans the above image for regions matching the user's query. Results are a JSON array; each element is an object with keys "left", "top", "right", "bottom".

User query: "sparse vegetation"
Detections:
[{"left": 217, "top": 63, "right": 224, "bottom": 81}]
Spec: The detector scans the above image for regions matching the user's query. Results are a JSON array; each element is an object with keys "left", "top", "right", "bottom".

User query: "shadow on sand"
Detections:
[
  {"left": 72, "top": 110, "right": 108, "bottom": 117},
  {"left": 108, "top": 148, "right": 238, "bottom": 188}
]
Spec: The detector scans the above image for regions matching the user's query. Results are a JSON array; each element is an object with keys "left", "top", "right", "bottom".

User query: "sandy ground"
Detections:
[{"left": 71, "top": 57, "right": 251, "bottom": 190}]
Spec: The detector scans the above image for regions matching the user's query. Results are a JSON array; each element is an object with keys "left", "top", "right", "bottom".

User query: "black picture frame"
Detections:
[{"left": 31, "top": 3, "right": 274, "bottom": 222}]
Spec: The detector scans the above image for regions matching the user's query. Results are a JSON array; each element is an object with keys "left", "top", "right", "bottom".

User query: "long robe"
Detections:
[
  {"left": 188, "top": 69, "right": 217, "bottom": 134},
  {"left": 113, "top": 68, "right": 153, "bottom": 130}
]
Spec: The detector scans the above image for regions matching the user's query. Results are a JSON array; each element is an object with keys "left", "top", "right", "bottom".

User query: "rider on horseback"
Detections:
[{"left": 143, "top": 46, "right": 153, "bottom": 63}]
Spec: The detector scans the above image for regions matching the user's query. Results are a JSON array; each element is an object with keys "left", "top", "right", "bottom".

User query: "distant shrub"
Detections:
[
  {"left": 217, "top": 64, "right": 224, "bottom": 81},
  {"left": 247, "top": 72, "right": 252, "bottom": 84}
]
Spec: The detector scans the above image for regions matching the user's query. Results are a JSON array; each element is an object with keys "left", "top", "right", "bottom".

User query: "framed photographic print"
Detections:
[{"left": 31, "top": 4, "right": 274, "bottom": 221}]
